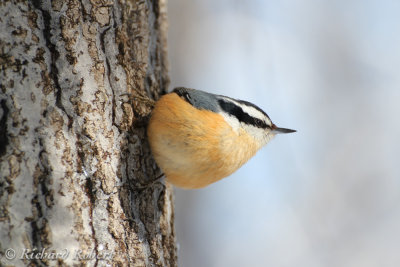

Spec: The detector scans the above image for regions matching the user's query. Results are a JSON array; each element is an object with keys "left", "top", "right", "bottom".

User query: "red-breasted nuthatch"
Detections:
[{"left": 147, "top": 87, "right": 296, "bottom": 189}]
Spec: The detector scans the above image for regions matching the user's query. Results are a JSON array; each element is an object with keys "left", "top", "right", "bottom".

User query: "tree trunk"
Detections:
[{"left": 0, "top": 0, "right": 176, "bottom": 266}]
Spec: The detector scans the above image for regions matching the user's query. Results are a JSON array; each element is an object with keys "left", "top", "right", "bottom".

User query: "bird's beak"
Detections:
[{"left": 271, "top": 124, "right": 296, "bottom": 134}]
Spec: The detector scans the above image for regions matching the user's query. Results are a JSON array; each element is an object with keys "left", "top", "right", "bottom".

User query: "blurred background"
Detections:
[{"left": 167, "top": 0, "right": 400, "bottom": 266}]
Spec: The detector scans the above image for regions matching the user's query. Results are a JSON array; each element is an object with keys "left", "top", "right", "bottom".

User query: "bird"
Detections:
[{"left": 147, "top": 87, "right": 295, "bottom": 189}]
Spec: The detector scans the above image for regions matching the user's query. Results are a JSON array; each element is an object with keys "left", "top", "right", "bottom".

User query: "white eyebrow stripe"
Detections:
[{"left": 220, "top": 97, "right": 271, "bottom": 124}]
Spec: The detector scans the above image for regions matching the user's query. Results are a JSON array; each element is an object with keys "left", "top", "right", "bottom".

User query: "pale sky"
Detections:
[{"left": 168, "top": 1, "right": 400, "bottom": 266}]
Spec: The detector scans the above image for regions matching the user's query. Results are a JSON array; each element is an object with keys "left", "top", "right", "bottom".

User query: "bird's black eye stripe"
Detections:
[
  {"left": 218, "top": 99, "right": 270, "bottom": 129},
  {"left": 235, "top": 99, "right": 271, "bottom": 121}
]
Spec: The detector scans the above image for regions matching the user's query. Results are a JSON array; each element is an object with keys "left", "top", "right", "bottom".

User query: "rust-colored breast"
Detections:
[{"left": 147, "top": 93, "right": 260, "bottom": 189}]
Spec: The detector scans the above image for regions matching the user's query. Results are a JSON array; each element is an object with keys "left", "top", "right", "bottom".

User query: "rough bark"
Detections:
[{"left": 0, "top": 0, "right": 176, "bottom": 266}]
